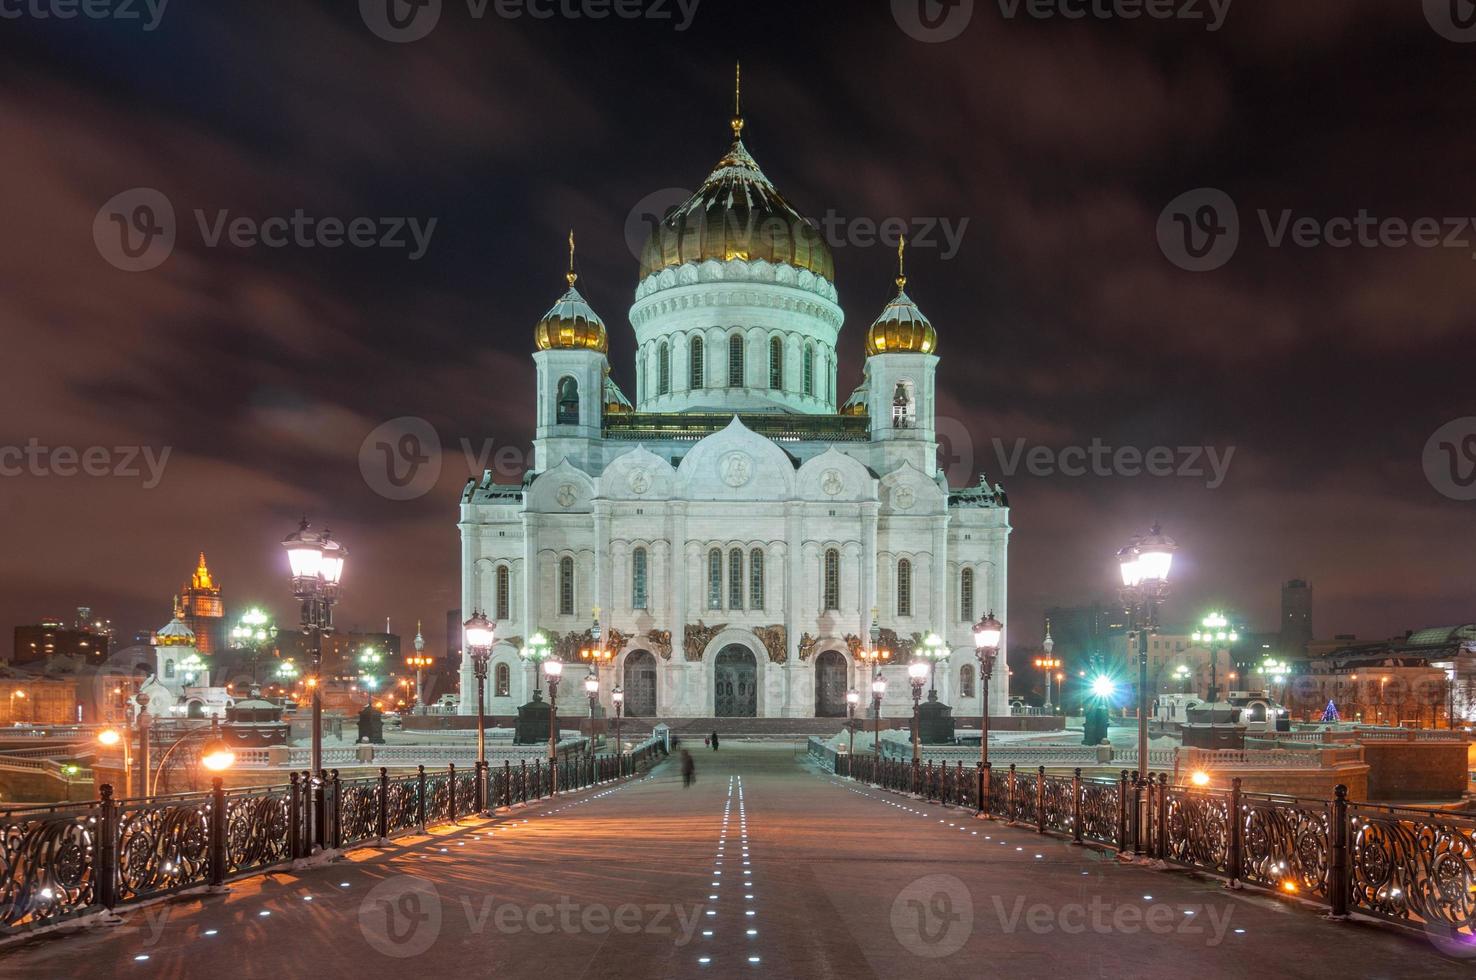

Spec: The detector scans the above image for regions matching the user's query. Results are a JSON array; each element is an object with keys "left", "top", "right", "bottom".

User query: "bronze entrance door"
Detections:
[
  {"left": 714, "top": 646, "right": 758, "bottom": 717},
  {"left": 623, "top": 650, "right": 657, "bottom": 716},
  {"left": 815, "top": 649, "right": 848, "bottom": 717}
]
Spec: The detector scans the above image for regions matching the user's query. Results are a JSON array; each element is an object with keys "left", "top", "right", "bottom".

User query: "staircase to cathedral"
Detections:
[{"left": 612, "top": 717, "right": 886, "bottom": 739}]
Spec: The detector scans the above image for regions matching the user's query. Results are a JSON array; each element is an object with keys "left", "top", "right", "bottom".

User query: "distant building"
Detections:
[
  {"left": 11, "top": 618, "right": 109, "bottom": 665},
  {"left": 179, "top": 553, "right": 225, "bottom": 656},
  {"left": 1280, "top": 578, "right": 1313, "bottom": 654}
]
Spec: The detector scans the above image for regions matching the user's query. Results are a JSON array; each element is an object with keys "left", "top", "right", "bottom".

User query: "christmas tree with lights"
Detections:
[{"left": 1320, "top": 699, "right": 1341, "bottom": 723}]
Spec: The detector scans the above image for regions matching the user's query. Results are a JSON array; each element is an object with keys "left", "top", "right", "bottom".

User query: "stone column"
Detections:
[{"left": 785, "top": 502, "right": 803, "bottom": 716}]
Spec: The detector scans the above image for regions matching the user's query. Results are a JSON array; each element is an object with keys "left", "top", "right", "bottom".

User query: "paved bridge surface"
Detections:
[{"left": 2, "top": 744, "right": 1466, "bottom": 979}]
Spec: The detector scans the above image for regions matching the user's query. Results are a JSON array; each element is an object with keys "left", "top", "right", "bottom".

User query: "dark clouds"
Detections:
[{"left": 1, "top": 1, "right": 1471, "bottom": 655}]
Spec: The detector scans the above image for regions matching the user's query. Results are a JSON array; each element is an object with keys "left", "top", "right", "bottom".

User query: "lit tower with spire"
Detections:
[{"left": 179, "top": 552, "right": 224, "bottom": 656}]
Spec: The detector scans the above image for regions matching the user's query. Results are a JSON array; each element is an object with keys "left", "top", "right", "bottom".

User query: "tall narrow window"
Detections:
[
  {"left": 749, "top": 548, "right": 765, "bottom": 609},
  {"left": 495, "top": 565, "right": 510, "bottom": 621},
  {"left": 897, "top": 559, "right": 912, "bottom": 617},
  {"left": 823, "top": 549, "right": 840, "bottom": 612},
  {"left": 632, "top": 547, "right": 648, "bottom": 610},
  {"left": 728, "top": 334, "right": 744, "bottom": 388},
  {"left": 960, "top": 568, "right": 975, "bottom": 623},
  {"left": 769, "top": 336, "right": 783, "bottom": 389},
  {"left": 689, "top": 337, "right": 704, "bottom": 389},
  {"left": 556, "top": 376, "right": 579, "bottom": 425},
  {"left": 803, "top": 344, "right": 815, "bottom": 397},
  {"left": 729, "top": 548, "right": 744, "bottom": 610},
  {"left": 658, "top": 342, "right": 671, "bottom": 395},
  {"left": 960, "top": 663, "right": 976, "bottom": 698},
  {"left": 559, "top": 556, "right": 574, "bottom": 615},
  {"left": 708, "top": 548, "right": 723, "bottom": 610},
  {"left": 495, "top": 662, "right": 510, "bottom": 697}
]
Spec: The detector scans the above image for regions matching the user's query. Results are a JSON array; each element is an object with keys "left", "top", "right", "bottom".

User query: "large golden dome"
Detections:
[{"left": 638, "top": 136, "right": 834, "bottom": 283}]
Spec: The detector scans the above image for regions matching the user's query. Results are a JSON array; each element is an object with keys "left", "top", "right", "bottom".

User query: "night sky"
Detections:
[{"left": 3, "top": 0, "right": 1473, "bottom": 657}]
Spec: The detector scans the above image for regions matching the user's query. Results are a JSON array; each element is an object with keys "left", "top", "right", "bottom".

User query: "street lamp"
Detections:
[
  {"left": 585, "top": 672, "right": 600, "bottom": 738},
  {"left": 464, "top": 610, "right": 496, "bottom": 766},
  {"left": 1172, "top": 664, "right": 1192, "bottom": 694},
  {"left": 406, "top": 622, "right": 435, "bottom": 716},
  {"left": 98, "top": 727, "right": 132, "bottom": 798},
  {"left": 610, "top": 686, "right": 624, "bottom": 775},
  {"left": 1191, "top": 611, "right": 1239, "bottom": 703},
  {"left": 520, "top": 632, "right": 553, "bottom": 697},
  {"left": 1032, "top": 655, "right": 1062, "bottom": 710},
  {"left": 871, "top": 676, "right": 887, "bottom": 759},
  {"left": 579, "top": 608, "right": 612, "bottom": 666},
  {"left": 1117, "top": 523, "right": 1175, "bottom": 780},
  {"left": 918, "top": 632, "right": 949, "bottom": 702},
  {"left": 973, "top": 612, "right": 1003, "bottom": 813},
  {"left": 544, "top": 659, "right": 563, "bottom": 793},
  {"left": 845, "top": 688, "right": 860, "bottom": 765},
  {"left": 283, "top": 518, "right": 347, "bottom": 774},
  {"left": 907, "top": 660, "right": 929, "bottom": 779}
]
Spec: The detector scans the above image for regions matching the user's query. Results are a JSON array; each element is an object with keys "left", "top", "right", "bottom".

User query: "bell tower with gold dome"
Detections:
[{"left": 532, "top": 230, "right": 614, "bottom": 471}]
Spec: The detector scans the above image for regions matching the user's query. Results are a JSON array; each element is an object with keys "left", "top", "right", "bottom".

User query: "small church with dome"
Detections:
[{"left": 458, "top": 75, "right": 1010, "bottom": 721}]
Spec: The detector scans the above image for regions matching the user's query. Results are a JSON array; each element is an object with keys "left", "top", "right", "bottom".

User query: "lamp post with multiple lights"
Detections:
[
  {"left": 907, "top": 660, "right": 929, "bottom": 780},
  {"left": 610, "top": 686, "right": 624, "bottom": 775},
  {"left": 544, "top": 659, "right": 563, "bottom": 793},
  {"left": 1191, "top": 612, "right": 1238, "bottom": 703},
  {"left": 406, "top": 622, "right": 434, "bottom": 714},
  {"left": 972, "top": 612, "right": 1003, "bottom": 812},
  {"left": 464, "top": 610, "right": 496, "bottom": 765},
  {"left": 282, "top": 519, "right": 347, "bottom": 774},
  {"left": 521, "top": 632, "right": 553, "bottom": 697},
  {"left": 1116, "top": 523, "right": 1177, "bottom": 780},
  {"left": 584, "top": 672, "right": 600, "bottom": 747}
]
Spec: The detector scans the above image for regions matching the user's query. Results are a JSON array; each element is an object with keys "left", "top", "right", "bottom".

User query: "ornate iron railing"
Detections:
[
  {"left": 0, "top": 744, "right": 666, "bottom": 936},
  {"left": 831, "top": 752, "right": 1476, "bottom": 945}
]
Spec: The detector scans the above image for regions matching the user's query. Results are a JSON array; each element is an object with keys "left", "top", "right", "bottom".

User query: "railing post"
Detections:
[
  {"left": 519, "top": 760, "right": 528, "bottom": 804},
  {"left": 378, "top": 767, "right": 390, "bottom": 840},
  {"left": 448, "top": 763, "right": 458, "bottom": 823},
  {"left": 534, "top": 759, "right": 543, "bottom": 800},
  {"left": 1072, "top": 768, "right": 1083, "bottom": 844},
  {"left": 97, "top": 784, "right": 118, "bottom": 911},
  {"left": 329, "top": 770, "right": 343, "bottom": 850},
  {"left": 503, "top": 760, "right": 512, "bottom": 808},
  {"left": 475, "top": 761, "right": 486, "bottom": 814},
  {"left": 1130, "top": 773, "right": 1144, "bottom": 856},
  {"left": 956, "top": 762, "right": 965, "bottom": 807},
  {"left": 416, "top": 764, "right": 427, "bottom": 830},
  {"left": 287, "top": 773, "right": 303, "bottom": 862},
  {"left": 1226, "top": 777, "right": 1242, "bottom": 886},
  {"left": 1037, "top": 766, "right": 1047, "bottom": 834},
  {"left": 1156, "top": 773, "right": 1169, "bottom": 861},
  {"left": 1008, "top": 764, "right": 1017, "bottom": 822},
  {"left": 209, "top": 777, "right": 227, "bottom": 887},
  {"left": 1328, "top": 784, "right": 1351, "bottom": 918},
  {"left": 314, "top": 769, "right": 328, "bottom": 851},
  {"left": 1117, "top": 770, "right": 1130, "bottom": 856}
]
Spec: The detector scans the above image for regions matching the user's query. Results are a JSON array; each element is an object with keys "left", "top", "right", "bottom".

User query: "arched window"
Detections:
[
  {"left": 960, "top": 568, "right": 975, "bottom": 623},
  {"left": 495, "top": 566, "right": 510, "bottom": 621},
  {"left": 632, "top": 547, "right": 648, "bottom": 610},
  {"left": 769, "top": 336, "right": 783, "bottom": 389},
  {"left": 495, "top": 662, "right": 510, "bottom": 697},
  {"left": 689, "top": 336, "right": 704, "bottom": 389},
  {"left": 960, "top": 663, "right": 976, "bottom": 698},
  {"left": 556, "top": 376, "right": 579, "bottom": 425},
  {"left": 728, "top": 548, "right": 744, "bottom": 609},
  {"left": 892, "top": 381, "right": 914, "bottom": 428},
  {"left": 658, "top": 342, "right": 671, "bottom": 395},
  {"left": 708, "top": 548, "right": 723, "bottom": 610},
  {"left": 823, "top": 549, "right": 840, "bottom": 612},
  {"left": 897, "top": 559, "right": 912, "bottom": 617},
  {"left": 803, "top": 344, "right": 815, "bottom": 397},
  {"left": 559, "top": 556, "right": 574, "bottom": 615},
  {"left": 164, "top": 659, "right": 175, "bottom": 679},
  {"left": 749, "top": 548, "right": 765, "bottom": 609},
  {"left": 728, "top": 334, "right": 744, "bottom": 388}
]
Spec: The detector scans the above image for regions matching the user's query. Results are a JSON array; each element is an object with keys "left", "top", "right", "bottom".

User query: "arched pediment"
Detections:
[
  {"left": 676, "top": 416, "right": 796, "bottom": 501},
  {"left": 599, "top": 446, "right": 677, "bottom": 500},
  {"left": 526, "top": 458, "right": 596, "bottom": 514},
  {"left": 878, "top": 460, "right": 946, "bottom": 516},
  {"left": 795, "top": 448, "right": 876, "bottom": 503}
]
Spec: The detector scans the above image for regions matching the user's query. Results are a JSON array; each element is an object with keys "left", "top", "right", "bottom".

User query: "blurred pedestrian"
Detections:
[
  {"left": 681, "top": 749, "right": 696, "bottom": 788},
  {"left": 710, "top": 729, "right": 720, "bottom": 751}
]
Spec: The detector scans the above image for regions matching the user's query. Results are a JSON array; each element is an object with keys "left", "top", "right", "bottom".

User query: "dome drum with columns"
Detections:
[{"left": 460, "top": 71, "right": 1010, "bottom": 721}]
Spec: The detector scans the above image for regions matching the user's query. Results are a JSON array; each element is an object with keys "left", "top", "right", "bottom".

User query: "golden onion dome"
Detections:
[
  {"left": 639, "top": 68, "right": 833, "bottom": 283},
  {"left": 534, "top": 231, "right": 609, "bottom": 353},
  {"left": 864, "top": 238, "right": 937, "bottom": 356}
]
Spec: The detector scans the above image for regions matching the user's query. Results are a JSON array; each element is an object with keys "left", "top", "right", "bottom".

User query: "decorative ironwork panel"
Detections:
[
  {"left": 337, "top": 780, "right": 380, "bottom": 847},
  {"left": 1162, "top": 789, "right": 1229, "bottom": 874},
  {"left": 455, "top": 771, "right": 480, "bottom": 819},
  {"left": 116, "top": 796, "right": 211, "bottom": 901},
  {"left": 988, "top": 769, "right": 1010, "bottom": 812},
  {"left": 0, "top": 803, "right": 100, "bottom": 933},
  {"left": 1350, "top": 804, "right": 1476, "bottom": 939},
  {"left": 224, "top": 787, "right": 290, "bottom": 875},
  {"left": 1014, "top": 772, "right": 1039, "bottom": 826},
  {"left": 386, "top": 778, "right": 418, "bottom": 834},
  {"left": 1042, "top": 776, "right": 1073, "bottom": 835},
  {"left": 1079, "top": 780, "right": 1120, "bottom": 846},
  {"left": 1239, "top": 795, "right": 1331, "bottom": 899},
  {"left": 425, "top": 775, "right": 451, "bottom": 822}
]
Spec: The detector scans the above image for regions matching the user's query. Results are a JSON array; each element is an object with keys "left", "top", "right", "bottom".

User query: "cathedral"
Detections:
[{"left": 458, "top": 86, "right": 1010, "bottom": 721}]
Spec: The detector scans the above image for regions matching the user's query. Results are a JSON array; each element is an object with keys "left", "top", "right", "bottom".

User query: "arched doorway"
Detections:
[
  {"left": 623, "top": 650, "right": 657, "bottom": 717},
  {"left": 815, "top": 650, "right": 848, "bottom": 717},
  {"left": 714, "top": 645, "right": 757, "bottom": 717}
]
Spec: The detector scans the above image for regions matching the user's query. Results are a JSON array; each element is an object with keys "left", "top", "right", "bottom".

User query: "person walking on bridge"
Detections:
[
  {"left": 710, "top": 729, "right": 720, "bottom": 751},
  {"left": 681, "top": 749, "right": 695, "bottom": 788}
]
